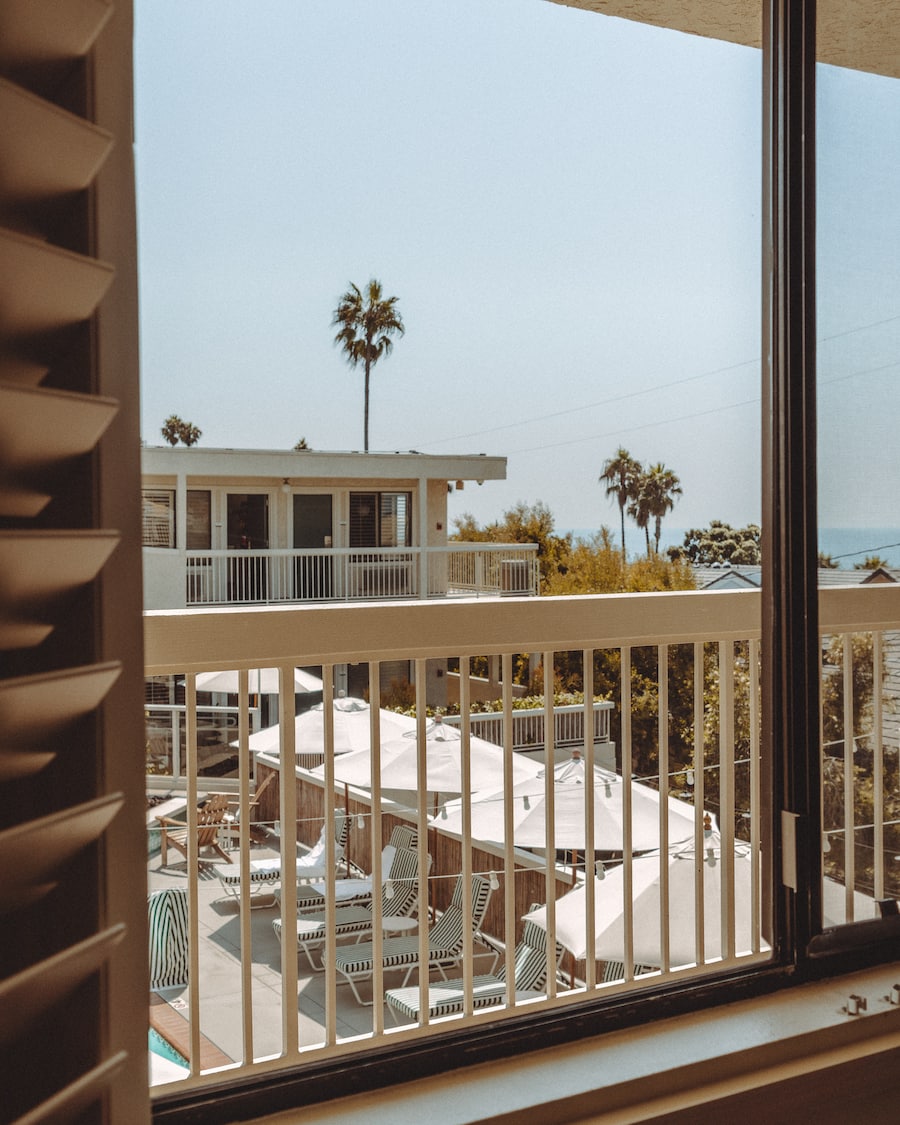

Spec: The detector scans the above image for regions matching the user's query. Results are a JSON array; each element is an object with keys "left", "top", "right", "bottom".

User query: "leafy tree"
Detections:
[
  {"left": 543, "top": 528, "right": 624, "bottom": 595},
  {"left": 599, "top": 448, "right": 642, "bottom": 564},
  {"left": 332, "top": 279, "right": 404, "bottom": 452},
  {"left": 452, "top": 501, "right": 572, "bottom": 593},
  {"left": 293, "top": 437, "right": 310, "bottom": 451},
  {"left": 818, "top": 551, "right": 839, "bottom": 569},
  {"left": 639, "top": 462, "right": 682, "bottom": 554},
  {"left": 670, "top": 520, "right": 761, "bottom": 566},
  {"left": 161, "top": 414, "right": 201, "bottom": 447},
  {"left": 853, "top": 555, "right": 890, "bottom": 571}
]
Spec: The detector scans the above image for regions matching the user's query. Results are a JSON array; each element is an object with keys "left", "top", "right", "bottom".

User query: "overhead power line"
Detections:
[{"left": 416, "top": 312, "right": 900, "bottom": 451}]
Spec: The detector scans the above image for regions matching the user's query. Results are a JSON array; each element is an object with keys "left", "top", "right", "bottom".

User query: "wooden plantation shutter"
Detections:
[{"left": 0, "top": 3, "right": 150, "bottom": 1123}]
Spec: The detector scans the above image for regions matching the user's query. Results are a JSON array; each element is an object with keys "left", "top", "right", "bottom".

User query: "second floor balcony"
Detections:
[
  {"left": 143, "top": 583, "right": 900, "bottom": 1095},
  {"left": 143, "top": 542, "right": 540, "bottom": 609}
]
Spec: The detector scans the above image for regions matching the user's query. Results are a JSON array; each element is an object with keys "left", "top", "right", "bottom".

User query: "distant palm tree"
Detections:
[
  {"left": 640, "top": 463, "right": 682, "bottom": 554},
  {"left": 599, "top": 448, "right": 642, "bottom": 563},
  {"left": 332, "top": 279, "right": 404, "bottom": 452},
  {"left": 627, "top": 485, "right": 653, "bottom": 556}
]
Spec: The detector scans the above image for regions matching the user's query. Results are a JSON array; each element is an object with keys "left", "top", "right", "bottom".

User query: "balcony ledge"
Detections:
[{"left": 254, "top": 962, "right": 900, "bottom": 1124}]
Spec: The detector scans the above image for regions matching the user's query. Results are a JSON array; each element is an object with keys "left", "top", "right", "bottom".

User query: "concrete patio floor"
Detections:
[{"left": 147, "top": 832, "right": 501, "bottom": 1078}]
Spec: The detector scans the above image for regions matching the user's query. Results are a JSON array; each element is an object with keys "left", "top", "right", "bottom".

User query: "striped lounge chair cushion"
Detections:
[
  {"left": 386, "top": 974, "right": 510, "bottom": 1020},
  {"left": 148, "top": 887, "right": 189, "bottom": 990},
  {"left": 273, "top": 905, "right": 375, "bottom": 944},
  {"left": 335, "top": 873, "right": 489, "bottom": 978},
  {"left": 274, "top": 846, "right": 425, "bottom": 963},
  {"left": 496, "top": 918, "right": 562, "bottom": 993}
]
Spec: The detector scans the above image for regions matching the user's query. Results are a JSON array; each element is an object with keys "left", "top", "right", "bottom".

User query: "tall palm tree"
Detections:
[
  {"left": 599, "top": 448, "right": 642, "bottom": 563},
  {"left": 640, "top": 463, "right": 682, "bottom": 554},
  {"left": 627, "top": 484, "right": 653, "bottom": 556},
  {"left": 332, "top": 279, "right": 404, "bottom": 452}
]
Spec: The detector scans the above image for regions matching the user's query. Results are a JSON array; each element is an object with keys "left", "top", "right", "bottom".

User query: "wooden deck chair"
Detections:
[
  {"left": 273, "top": 845, "right": 429, "bottom": 970},
  {"left": 334, "top": 873, "right": 492, "bottom": 1005},
  {"left": 219, "top": 771, "right": 278, "bottom": 848},
  {"left": 158, "top": 793, "right": 232, "bottom": 867},
  {"left": 385, "top": 915, "right": 564, "bottom": 1022}
]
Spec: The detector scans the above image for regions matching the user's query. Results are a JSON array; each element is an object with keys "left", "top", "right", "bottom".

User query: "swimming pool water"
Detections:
[{"left": 148, "top": 1026, "right": 188, "bottom": 1068}]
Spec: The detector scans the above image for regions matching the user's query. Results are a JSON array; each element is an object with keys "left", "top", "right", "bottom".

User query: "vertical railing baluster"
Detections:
[
  {"left": 749, "top": 638, "right": 761, "bottom": 952},
  {"left": 502, "top": 653, "right": 517, "bottom": 996},
  {"left": 184, "top": 673, "right": 201, "bottom": 1074},
  {"left": 322, "top": 668, "right": 338, "bottom": 1044},
  {"left": 693, "top": 642, "right": 706, "bottom": 964},
  {"left": 842, "top": 632, "right": 855, "bottom": 919},
  {"left": 279, "top": 663, "right": 299, "bottom": 1056},
  {"left": 415, "top": 659, "right": 430, "bottom": 1019},
  {"left": 459, "top": 657, "right": 475, "bottom": 1016},
  {"left": 369, "top": 661, "right": 386, "bottom": 1025},
  {"left": 541, "top": 650, "right": 556, "bottom": 998},
  {"left": 658, "top": 645, "right": 670, "bottom": 972},
  {"left": 582, "top": 648, "right": 596, "bottom": 991},
  {"left": 719, "top": 641, "right": 736, "bottom": 960},
  {"left": 237, "top": 669, "right": 254, "bottom": 1063},
  {"left": 621, "top": 647, "right": 634, "bottom": 980},
  {"left": 873, "top": 631, "right": 884, "bottom": 901}
]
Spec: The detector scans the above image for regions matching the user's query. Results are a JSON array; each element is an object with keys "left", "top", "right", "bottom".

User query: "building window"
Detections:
[
  {"left": 142, "top": 488, "right": 175, "bottom": 547},
  {"left": 350, "top": 491, "right": 412, "bottom": 547},
  {"left": 186, "top": 490, "right": 211, "bottom": 550}
]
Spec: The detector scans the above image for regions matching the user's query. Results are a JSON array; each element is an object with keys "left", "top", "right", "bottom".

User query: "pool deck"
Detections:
[{"left": 147, "top": 830, "right": 500, "bottom": 1080}]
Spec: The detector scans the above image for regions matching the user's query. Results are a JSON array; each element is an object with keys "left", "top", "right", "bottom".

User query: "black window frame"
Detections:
[{"left": 151, "top": 3, "right": 900, "bottom": 1120}]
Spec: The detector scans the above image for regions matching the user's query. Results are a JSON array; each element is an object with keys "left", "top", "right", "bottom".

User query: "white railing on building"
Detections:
[
  {"left": 143, "top": 584, "right": 900, "bottom": 1095},
  {"left": 183, "top": 543, "right": 539, "bottom": 605},
  {"left": 441, "top": 701, "right": 613, "bottom": 753}
]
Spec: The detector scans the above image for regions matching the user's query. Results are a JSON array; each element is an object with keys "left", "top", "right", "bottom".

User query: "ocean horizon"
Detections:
[{"left": 562, "top": 527, "right": 900, "bottom": 568}]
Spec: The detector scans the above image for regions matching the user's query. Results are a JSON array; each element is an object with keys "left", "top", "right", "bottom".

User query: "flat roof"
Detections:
[{"left": 141, "top": 446, "right": 506, "bottom": 482}]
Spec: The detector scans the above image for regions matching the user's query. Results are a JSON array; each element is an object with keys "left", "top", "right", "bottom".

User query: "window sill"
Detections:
[{"left": 253, "top": 962, "right": 900, "bottom": 1124}]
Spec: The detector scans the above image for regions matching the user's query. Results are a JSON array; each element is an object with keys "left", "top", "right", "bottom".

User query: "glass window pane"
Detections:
[
  {"left": 142, "top": 489, "right": 174, "bottom": 547},
  {"left": 817, "top": 11, "right": 900, "bottom": 927},
  {"left": 186, "top": 490, "right": 211, "bottom": 549}
]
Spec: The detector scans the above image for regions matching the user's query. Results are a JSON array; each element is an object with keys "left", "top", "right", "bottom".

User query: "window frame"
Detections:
[
  {"left": 142, "top": 487, "right": 176, "bottom": 548},
  {"left": 150, "top": 2, "right": 900, "bottom": 1120}
]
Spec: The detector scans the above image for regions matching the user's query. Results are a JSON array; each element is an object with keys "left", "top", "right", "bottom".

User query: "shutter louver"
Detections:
[{"left": 0, "top": 1, "right": 149, "bottom": 1121}]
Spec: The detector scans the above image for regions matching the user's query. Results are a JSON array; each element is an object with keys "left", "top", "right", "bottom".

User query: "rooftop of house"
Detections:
[
  {"left": 691, "top": 564, "right": 900, "bottom": 590},
  {"left": 141, "top": 446, "right": 507, "bottom": 483}
]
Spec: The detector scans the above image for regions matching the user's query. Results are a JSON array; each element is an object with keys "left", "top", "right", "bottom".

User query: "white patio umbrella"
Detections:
[
  {"left": 435, "top": 752, "right": 699, "bottom": 854},
  {"left": 326, "top": 716, "right": 541, "bottom": 794},
  {"left": 244, "top": 696, "right": 416, "bottom": 756},
  {"left": 194, "top": 667, "right": 323, "bottom": 695},
  {"left": 525, "top": 829, "right": 761, "bottom": 966}
]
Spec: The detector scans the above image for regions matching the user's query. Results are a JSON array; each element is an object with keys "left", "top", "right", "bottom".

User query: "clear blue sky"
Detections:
[{"left": 134, "top": 1, "right": 900, "bottom": 537}]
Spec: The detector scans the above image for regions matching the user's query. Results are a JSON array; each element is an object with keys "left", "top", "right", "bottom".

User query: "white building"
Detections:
[{"left": 141, "top": 445, "right": 538, "bottom": 610}]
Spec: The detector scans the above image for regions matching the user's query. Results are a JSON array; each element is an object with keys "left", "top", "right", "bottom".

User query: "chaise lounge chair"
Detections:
[
  {"left": 272, "top": 844, "right": 428, "bottom": 970},
  {"left": 333, "top": 872, "right": 493, "bottom": 1005},
  {"left": 384, "top": 915, "right": 564, "bottom": 1022},
  {"left": 213, "top": 809, "right": 349, "bottom": 907},
  {"left": 293, "top": 824, "right": 418, "bottom": 912}
]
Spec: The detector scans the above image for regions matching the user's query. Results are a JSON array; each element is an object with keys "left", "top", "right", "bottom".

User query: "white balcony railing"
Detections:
[
  {"left": 182, "top": 543, "right": 539, "bottom": 606},
  {"left": 143, "top": 584, "right": 900, "bottom": 1094},
  {"left": 441, "top": 701, "right": 613, "bottom": 753}
]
